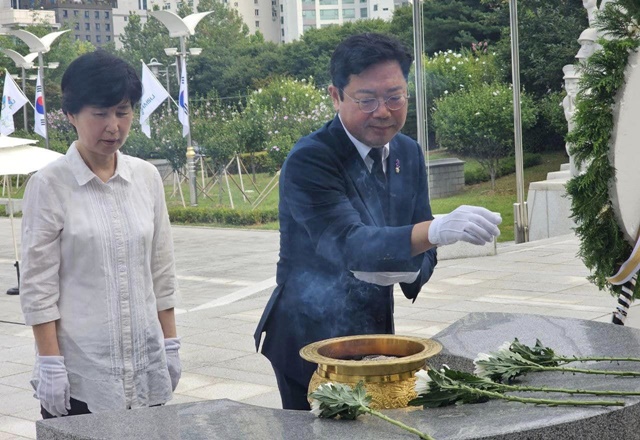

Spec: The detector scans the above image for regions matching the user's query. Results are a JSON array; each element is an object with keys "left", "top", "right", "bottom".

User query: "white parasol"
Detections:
[{"left": 0, "top": 135, "right": 63, "bottom": 295}]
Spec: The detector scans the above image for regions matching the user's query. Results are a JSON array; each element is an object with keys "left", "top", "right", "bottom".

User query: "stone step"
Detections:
[
  {"left": 560, "top": 162, "right": 570, "bottom": 171},
  {"left": 546, "top": 170, "right": 571, "bottom": 180}
]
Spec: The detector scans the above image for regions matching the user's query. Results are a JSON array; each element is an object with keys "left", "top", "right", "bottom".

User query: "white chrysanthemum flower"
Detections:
[
  {"left": 310, "top": 399, "right": 322, "bottom": 417},
  {"left": 414, "top": 369, "right": 431, "bottom": 395},
  {"left": 473, "top": 353, "right": 491, "bottom": 376},
  {"left": 498, "top": 341, "right": 512, "bottom": 352}
]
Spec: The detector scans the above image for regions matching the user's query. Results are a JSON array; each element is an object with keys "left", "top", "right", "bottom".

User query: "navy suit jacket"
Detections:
[{"left": 254, "top": 115, "right": 437, "bottom": 385}]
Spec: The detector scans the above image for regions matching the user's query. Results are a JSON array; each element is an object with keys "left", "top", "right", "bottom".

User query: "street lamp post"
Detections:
[
  {"left": 148, "top": 57, "right": 171, "bottom": 95},
  {"left": 1, "top": 49, "right": 38, "bottom": 133},
  {"left": 149, "top": 10, "right": 213, "bottom": 207},
  {"left": 9, "top": 29, "right": 69, "bottom": 149}
]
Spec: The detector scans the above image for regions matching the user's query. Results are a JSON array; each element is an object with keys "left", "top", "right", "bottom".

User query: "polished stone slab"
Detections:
[{"left": 37, "top": 313, "right": 640, "bottom": 440}]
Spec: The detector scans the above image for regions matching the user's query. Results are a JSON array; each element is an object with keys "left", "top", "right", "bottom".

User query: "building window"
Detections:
[
  {"left": 73, "top": 10, "right": 78, "bottom": 16},
  {"left": 75, "top": 35, "right": 80, "bottom": 40},
  {"left": 95, "top": 11, "right": 99, "bottom": 18},
  {"left": 84, "top": 11, "right": 89, "bottom": 18},
  {"left": 255, "top": 9, "right": 259, "bottom": 15},
  {"left": 302, "top": 10, "right": 315, "bottom": 19},
  {"left": 343, "top": 0, "right": 354, "bottom": 3},
  {"left": 62, "top": 9, "right": 68, "bottom": 17},
  {"left": 254, "top": 0, "right": 258, "bottom": 3},
  {"left": 163, "top": 3, "right": 171, "bottom": 9},
  {"left": 95, "top": 23, "right": 100, "bottom": 31},
  {"left": 360, "top": 7, "right": 367, "bottom": 17},
  {"left": 319, "top": 0, "right": 338, "bottom": 4},
  {"left": 303, "top": 24, "right": 313, "bottom": 31},
  {"left": 281, "top": 29, "right": 285, "bottom": 36},
  {"left": 302, "top": 0, "right": 314, "bottom": 3},
  {"left": 320, "top": 8, "right": 338, "bottom": 19},
  {"left": 74, "top": 22, "right": 79, "bottom": 30},
  {"left": 105, "top": 11, "right": 109, "bottom": 18},
  {"left": 255, "top": 20, "right": 260, "bottom": 27},
  {"left": 124, "top": 16, "right": 128, "bottom": 21},
  {"left": 96, "top": 35, "right": 102, "bottom": 43},
  {"left": 85, "top": 23, "right": 90, "bottom": 30},
  {"left": 105, "top": 23, "right": 110, "bottom": 31},
  {"left": 85, "top": 35, "right": 91, "bottom": 41},
  {"left": 343, "top": 8, "right": 355, "bottom": 18},
  {"left": 373, "top": 4, "right": 378, "bottom": 11},
  {"left": 280, "top": 16, "right": 284, "bottom": 23},
  {"left": 106, "top": 36, "right": 111, "bottom": 41}
]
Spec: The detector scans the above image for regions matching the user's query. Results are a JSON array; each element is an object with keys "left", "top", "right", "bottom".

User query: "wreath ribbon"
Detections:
[{"left": 607, "top": 237, "right": 640, "bottom": 285}]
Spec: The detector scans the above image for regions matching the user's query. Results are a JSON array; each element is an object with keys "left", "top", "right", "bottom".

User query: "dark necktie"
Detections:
[{"left": 368, "top": 148, "right": 389, "bottom": 222}]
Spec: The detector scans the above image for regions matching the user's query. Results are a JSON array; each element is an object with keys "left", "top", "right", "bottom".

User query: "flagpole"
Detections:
[
  {"left": 21, "top": 68, "right": 28, "bottom": 133},
  {"left": 38, "top": 52, "right": 49, "bottom": 149},
  {"left": 180, "top": 35, "right": 197, "bottom": 207}
]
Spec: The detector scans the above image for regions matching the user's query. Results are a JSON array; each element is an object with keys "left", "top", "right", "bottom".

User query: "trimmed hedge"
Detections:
[
  {"left": 464, "top": 153, "right": 542, "bottom": 185},
  {"left": 168, "top": 207, "right": 279, "bottom": 226}
]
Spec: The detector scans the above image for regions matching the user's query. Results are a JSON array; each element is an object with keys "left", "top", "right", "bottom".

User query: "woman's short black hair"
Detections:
[
  {"left": 61, "top": 50, "right": 142, "bottom": 115},
  {"left": 330, "top": 33, "right": 413, "bottom": 98}
]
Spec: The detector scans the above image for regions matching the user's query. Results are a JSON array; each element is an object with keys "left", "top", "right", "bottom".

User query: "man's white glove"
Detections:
[
  {"left": 36, "top": 356, "right": 71, "bottom": 417},
  {"left": 164, "top": 338, "right": 182, "bottom": 392},
  {"left": 428, "top": 205, "right": 501, "bottom": 246}
]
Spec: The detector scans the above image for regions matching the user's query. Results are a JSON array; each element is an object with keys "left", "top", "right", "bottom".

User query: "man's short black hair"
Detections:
[
  {"left": 61, "top": 50, "right": 142, "bottom": 115},
  {"left": 330, "top": 33, "right": 413, "bottom": 98}
]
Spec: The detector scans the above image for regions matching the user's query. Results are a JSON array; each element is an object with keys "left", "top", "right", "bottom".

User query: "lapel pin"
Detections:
[{"left": 395, "top": 159, "right": 400, "bottom": 174}]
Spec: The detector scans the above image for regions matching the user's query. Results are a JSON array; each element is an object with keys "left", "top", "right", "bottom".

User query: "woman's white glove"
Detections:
[
  {"left": 36, "top": 355, "right": 71, "bottom": 417},
  {"left": 428, "top": 205, "right": 502, "bottom": 246},
  {"left": 164, "top": 338, "right": 182, "bottom": 391}
]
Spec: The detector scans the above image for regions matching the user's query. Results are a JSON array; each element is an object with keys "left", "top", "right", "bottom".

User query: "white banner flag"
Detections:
[
  {"left": 140, "top": 62, "right": 170, "bottom": 138},
  {"left": 178, "top": 57, "right": 189, "bottom": 137},
  {"left": 34, "top": 70, "right": 47, "bottom": 139},
  {"left": 1, "top": 70, "right": 29, "bottom": 136}
]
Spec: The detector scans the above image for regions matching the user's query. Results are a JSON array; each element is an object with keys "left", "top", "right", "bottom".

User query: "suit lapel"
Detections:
[
  {"left": 327, "top": 117, "right": 386, "bottom": 227},
  {"left": 388, "top": 138, "right": 403, "bottom": 226}
]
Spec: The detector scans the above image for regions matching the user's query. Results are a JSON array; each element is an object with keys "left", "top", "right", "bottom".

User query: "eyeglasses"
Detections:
[{"left": 341, "top": 89, "right": 409, "bottom": 113}]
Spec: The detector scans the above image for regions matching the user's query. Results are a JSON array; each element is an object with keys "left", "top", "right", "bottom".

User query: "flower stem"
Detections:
[
  {"left": 542, "top": 365, "right": 640, "bottom": 377},
  {"left": 499, "top": 383, "right": 640, "bottom": 397},
  {"left": 360, "top": 406, "right": 436, "bottom": 440},
  {"left": 457, "top": 384, "right": 624, "bottom": 407},
  {"left": 555, "top": 356, "right": 640, "bottom": 365}
]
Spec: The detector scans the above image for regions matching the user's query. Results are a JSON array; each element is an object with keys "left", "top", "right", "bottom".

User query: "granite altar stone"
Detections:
[{"left": 37, "top": 313, "right": 640, "bottom": 439}]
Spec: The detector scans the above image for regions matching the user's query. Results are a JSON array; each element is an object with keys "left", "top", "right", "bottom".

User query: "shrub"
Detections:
[
  {"left": 432, "top": 82, "right": 537, "bottom": 188},
  {"left": 168, "top": 207, "right": 278, "bottom": 225},
  {"left": 523, "top": 91, "right": 567, "bottom": 153},
  {"left": 463, "top": 152, "right": 542, "bottom": 185}
]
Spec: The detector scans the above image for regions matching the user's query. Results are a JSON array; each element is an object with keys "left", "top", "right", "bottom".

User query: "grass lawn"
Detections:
[
  {"left": 166, "top": 150, "right": 569, "bottom": 241},
  {"left": 429, "top": 151, "right": 568, "bottom": 242}
]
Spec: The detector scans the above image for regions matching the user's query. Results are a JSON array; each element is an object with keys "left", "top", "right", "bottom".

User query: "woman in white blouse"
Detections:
[{"left": 20, "top": 50, "right": 181, "bottom": 418}]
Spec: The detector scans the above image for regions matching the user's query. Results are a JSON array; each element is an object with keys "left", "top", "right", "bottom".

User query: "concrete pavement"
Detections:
[{"left": 0, "top": 217, "right": 637, "bottom": 439}]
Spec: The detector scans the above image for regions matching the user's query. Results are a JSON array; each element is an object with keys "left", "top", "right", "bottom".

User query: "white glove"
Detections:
[
  {"left": 428, "top": 205, "right": 501, "bottom": 246},
  {"left": 164, "top": 338, "right": 182, "bottom": 392},
  {"left": 36, "top": 355, "right": 71, "bottom": 417}
]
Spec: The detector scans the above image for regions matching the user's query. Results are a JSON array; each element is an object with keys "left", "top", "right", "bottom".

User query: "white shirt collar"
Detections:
[{"left": 338, "top": 114, "right": 389, "bottom": 173}]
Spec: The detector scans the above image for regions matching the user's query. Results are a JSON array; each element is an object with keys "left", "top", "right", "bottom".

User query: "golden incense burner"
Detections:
[{"left": 300, "top": 334, "right": 442, "bottom": 409}]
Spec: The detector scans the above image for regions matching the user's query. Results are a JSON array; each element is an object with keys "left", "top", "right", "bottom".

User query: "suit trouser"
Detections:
[{"left": 272, "top": 366, "right": 312, "bottom": 411}]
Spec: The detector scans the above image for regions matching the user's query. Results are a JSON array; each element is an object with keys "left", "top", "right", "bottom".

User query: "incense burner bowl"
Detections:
[{"left": 300, "top": 334, "right": 442, "bottom": 409}]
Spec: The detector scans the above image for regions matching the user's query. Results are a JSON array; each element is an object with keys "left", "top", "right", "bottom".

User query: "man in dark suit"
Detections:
[{"left": 254, "top": 33, "right": 501, "bottom": 410}]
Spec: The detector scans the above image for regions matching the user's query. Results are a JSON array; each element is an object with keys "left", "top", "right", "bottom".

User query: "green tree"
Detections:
[
  {"left": 117, "top": 12, "right": 174, "bottom": 73},
  {"left": 390, "top": 1, "right": 504, "bottom": 55},
  {"left": 432, "top": 82, "right": 537, "bottom": 188},
  {"left": 491, "top": 0, "right": 588, "bottom": 97},
  {"left": 281, "top": 20, "right": 392, "bottom": 89}
]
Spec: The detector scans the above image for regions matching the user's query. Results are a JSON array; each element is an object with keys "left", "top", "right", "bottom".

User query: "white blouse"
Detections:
[{"left": 20, "top": 143, "right": 178, "bottom": 412}]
